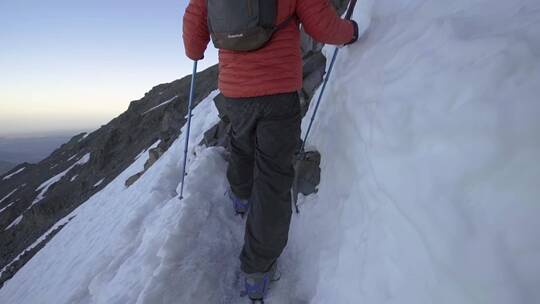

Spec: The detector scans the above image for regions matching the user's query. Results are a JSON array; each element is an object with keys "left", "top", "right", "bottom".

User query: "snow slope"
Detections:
[{"left": 1, "top": 0, "right": 540, "bottom": 303}]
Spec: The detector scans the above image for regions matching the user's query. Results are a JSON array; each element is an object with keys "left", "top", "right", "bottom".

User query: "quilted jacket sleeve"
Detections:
[
  {"left": 182, "top": 0, "right": 210, "bottom": 60},
  {"left": 296, "top": 0, "right": 355, "bottom": 45}
]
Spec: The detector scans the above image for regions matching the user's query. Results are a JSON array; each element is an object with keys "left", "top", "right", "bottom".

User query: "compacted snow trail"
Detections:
[{"left": 134, "top": 147, "right": 242, "bottom": 304}]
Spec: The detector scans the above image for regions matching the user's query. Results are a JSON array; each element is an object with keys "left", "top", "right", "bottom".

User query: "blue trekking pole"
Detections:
[
  {"left": 301, "top": 0, "right": 357, "bottom": 153},
  {"left": 300, "top": 48, "right": 340, "bottom": 153},
  {"left": 293, "top": 45, "right": 340, "bottom": 213},
  {"left": 179, "top": 60, "right": 198, "bottom": 200},
  {"left": 294, "top": 0, "right": 358, "bottom": 213}
]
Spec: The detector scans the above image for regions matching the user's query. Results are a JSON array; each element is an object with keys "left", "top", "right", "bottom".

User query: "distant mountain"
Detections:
[
  {"left": 0, "top": 161, "right": 14, "bottom": 175},
  {"left": 0, "top": 136, "right": 73, "bottom": 165}
]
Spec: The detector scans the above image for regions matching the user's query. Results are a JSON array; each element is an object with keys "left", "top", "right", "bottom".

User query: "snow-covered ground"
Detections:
[
  {"left": 1, "top": 0, "right": 539, "bottom": 303},
  {"left": 143, "top": 96, "right": 179, "bottom": 115},
  {"left": 30, "top": 153, "right": 91, "bottom": 207},
  {"left": 4, "top": 215, "right": 23, "bottom": 231},
  {"left": 79, "top": 132, "right": 89, "bottom": 142},
  {"left": 0, "top": 189, "right": 18, "bottom": 205},
  {"left": 2, "top": 167, "right": 25, "bottom": 180}
]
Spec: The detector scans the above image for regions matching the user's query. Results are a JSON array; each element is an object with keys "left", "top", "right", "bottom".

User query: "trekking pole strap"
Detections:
[{"left": 180, "top": 60, "right": 198, "bottom": 200}]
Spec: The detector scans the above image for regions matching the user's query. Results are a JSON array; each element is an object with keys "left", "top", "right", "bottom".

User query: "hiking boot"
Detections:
[
  {"left": 241, "top": 262, "right": 280, "bottom": 302},
  {"left": 227, "top": 189, "right": 250, "bottom": 216}
]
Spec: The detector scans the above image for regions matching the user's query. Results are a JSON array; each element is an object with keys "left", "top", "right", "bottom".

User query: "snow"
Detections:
[
  {"left": 0, "top": 214, "right": 76, "bottom": 277},
  {"left": 143, "top": 96, "right": 178, "bottom": 114},
  {"left": 67, "top": 154, "right": 78, "bottom": 162},
  {"left": 1, "top": 1, "right": 540, "bottom": 303},
  {"left": 0, "top": 189, "right": 18, "bottom": 205},
  {"left": 77, "top": 153, "right": 91, "bottom": 165},
  {"left": 79, "top": 132, "right": 89, "bottom": 142},
  {"left": 70, "top": 175, "right": 78, "bottom": 182},
  {"left": 2, "top": 167, "right": 25, "bottom": 180},
  {"left": 30, "top": 153, "right": 91, "bottom": 207},
  {"left": 292, "top": 1, "right": 540, "bottom": 303},
  {"left": 0, "top": 201, "right": 16, "bottom": 214},
  {"left": 93, "top": 179, "right": 105, "bottom": 187},
  {"left": 4, "top": 215, "right": 23, "bottom": 231}
]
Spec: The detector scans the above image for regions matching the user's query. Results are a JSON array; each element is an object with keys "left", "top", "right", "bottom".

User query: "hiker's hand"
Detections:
[{"left": 344, "top": 20, "right": 359, "bottom": 46}]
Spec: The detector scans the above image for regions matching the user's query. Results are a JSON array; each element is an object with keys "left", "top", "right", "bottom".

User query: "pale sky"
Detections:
[{"left": 0, "top": 0, "right": 217, "bottom": 137}]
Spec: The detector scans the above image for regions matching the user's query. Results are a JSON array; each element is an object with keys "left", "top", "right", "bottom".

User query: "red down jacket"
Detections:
[{"left": 183, "top": 0, "right": 354, "bottom": 98}]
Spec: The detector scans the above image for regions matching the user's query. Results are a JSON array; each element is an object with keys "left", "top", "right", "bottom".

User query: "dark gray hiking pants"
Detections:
[{"left": 223, "top": 92, "right": 301, "bottom": 274}]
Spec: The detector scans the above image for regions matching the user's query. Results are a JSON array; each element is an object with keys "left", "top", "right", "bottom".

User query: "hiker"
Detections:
[{"left": 183, "top": 0, "right": 359, "bottom": 301}]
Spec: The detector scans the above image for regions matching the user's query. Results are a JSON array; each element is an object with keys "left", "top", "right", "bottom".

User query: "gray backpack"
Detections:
[{"left": 207, "top": 0, "right": 293, "bottom": 51}]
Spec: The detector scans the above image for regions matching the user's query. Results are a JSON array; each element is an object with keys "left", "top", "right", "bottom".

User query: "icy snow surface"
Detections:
[
  {"left": 0, "top": 201, "right": 16, "bottom": 214},
  {"left": 2, "top": 167, "right": 25, "bottom": 180},
  {"left": 79, "top": 132, "right": 89, "bottom": 142},
  {"left": 1, "top": 0, "right": 540, "bottom": 303},
  {"left": 143, "top": 96, "right": 179, "bottom": 115},
  {"left": 0, "top": 213, "right": 76, "bottom": 278},
  {"left": 30, "top": 153, "right": 91, "bottom": 207},
  {"left": 67, "top": 154, "right": 78, "bottom": 162},
  {"left": 4, "top": 215, "right": 23, "bottom": 231},
  {"left": 93, "top": 179, "right": 105, "bottom": 187},
  {"left": 0, "top": 188, "right": 18, "bottom": 205}
]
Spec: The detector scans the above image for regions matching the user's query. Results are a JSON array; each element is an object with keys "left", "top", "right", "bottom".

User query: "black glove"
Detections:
[{"left": 345, "top": 20, "right": 359, "bottom": 45}]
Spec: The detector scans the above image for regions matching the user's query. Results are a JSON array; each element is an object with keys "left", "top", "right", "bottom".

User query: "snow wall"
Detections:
[{"left": 297, "top": 0, "right": 540, "bottom": 303}]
